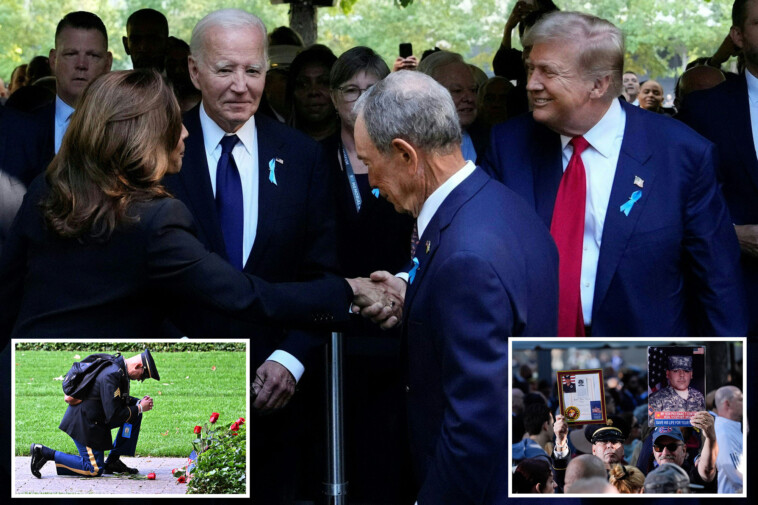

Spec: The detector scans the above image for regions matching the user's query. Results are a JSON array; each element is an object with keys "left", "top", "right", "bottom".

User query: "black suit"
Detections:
[
  {"left": 0, "top": 178, "right": 352, "bottom": 340},
  {"left": 162, "top": 107, "right": 341, "bottom": 504},
  {"left": 0, "top": 105, "right": 51, "bottom": 187}
]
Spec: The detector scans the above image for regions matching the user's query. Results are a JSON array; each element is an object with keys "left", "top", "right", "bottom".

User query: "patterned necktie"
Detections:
[
  {"left": 551, "top": 136, "right": 590, "bottom": 337},
  {"left": 216, "top": 135, "right": 244, "bottom": 270},
  {"left": 409, "top": 221, "right": 420, "bottom": 258}
]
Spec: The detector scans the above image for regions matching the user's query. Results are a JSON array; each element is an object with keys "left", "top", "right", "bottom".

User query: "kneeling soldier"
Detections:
[{"left": 30, "top": 349, "right": 159, "bottom": 477}]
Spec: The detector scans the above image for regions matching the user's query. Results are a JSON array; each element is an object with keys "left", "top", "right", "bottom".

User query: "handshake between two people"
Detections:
[{"left": 346, "top": 271, "right": 407, "bottom": 330}]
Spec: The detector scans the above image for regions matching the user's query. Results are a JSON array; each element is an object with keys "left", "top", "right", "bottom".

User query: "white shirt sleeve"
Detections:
[{"left": 266, "top": 350, "right": 304, "bottom": 383}]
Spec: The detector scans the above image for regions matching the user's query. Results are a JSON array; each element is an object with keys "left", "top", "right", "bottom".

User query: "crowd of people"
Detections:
[
  {"left": 0, "top": 0, "right": 753, "bottom": 504},
  {"left": 511, "top": 351, "right": 744, "bottom": 495}
]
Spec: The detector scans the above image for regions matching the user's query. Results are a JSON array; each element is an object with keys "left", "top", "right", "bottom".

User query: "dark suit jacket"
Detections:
[
  {"left": 59, "top": 356, "right": 138, "bottom": 450},
  {"left": 0, "top": 105, "right": 51, "bottom": 187},
  {"left": 404, "top": 167, "right": 558, "bottom": 504},
  {"left": 483, "top": 100, "right": 747, "bottom": 336},
  {"left": 0, "top": 178, "right": 352, "bottom": 339},
  {"left": 162, "top": 108, "right": 340, "bottom": 367},
  {"left": 677, "top": 74, "right": 758, "bottom": 333}
]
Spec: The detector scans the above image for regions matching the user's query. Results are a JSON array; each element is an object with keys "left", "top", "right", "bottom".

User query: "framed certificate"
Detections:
[{"left": 556, "top": 369, "right": 607, "bottom": 425}]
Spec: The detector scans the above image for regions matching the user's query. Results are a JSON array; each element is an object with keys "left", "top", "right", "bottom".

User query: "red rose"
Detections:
[
  {"left": 147, "top": 472, "right": 156, "bottom": 480},
  {"left": 237, "top": 417, "right": 245, "bottom": 425},
  {"left": 230, "top": 421, "right": 239, "bottom": 431},
  {"left": 209, "top": 412, "right": 219, "bottom": 424},
  {"left": 193, "top": 425, "right": 202, "bottom": 434},
  {"left": 177, "top": 475, "right": 187, "bottom": 483}
]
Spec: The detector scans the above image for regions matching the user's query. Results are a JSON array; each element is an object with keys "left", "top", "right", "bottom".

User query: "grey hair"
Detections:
[
  {"left": 190, "top": 9, "right": 268, "bottom": 65},
  {"left": 354, "top": 70, "right": 461, "bottom": 155},
  {"left": 714, "top": 385, "right": 739, "bottom": 408},
  {"left": 417, "top": 50, "right": 465, "bottom": 80},
  {"left": 524, "top": 11, "right": 624, "bottom": 98}
]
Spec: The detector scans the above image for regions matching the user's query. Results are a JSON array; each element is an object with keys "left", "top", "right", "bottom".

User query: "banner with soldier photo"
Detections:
[
  {"left": 556, "top": 369, "right": 606, "bottom": 425},
  {"left": 647, "top": 346, "right": 706, "bottom": 427}
]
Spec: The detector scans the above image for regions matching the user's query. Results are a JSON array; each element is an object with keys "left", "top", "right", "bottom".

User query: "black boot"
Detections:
[
  {"left": 103, "top": 457, "right": 139, "bottom": 474},
  {"left": 30, "top": 444, "right": 52, "bottom": 478}
]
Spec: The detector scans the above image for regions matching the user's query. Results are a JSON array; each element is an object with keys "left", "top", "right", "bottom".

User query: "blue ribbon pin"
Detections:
[
  {"left": 268, "top": 158, "right": 278, "bottom": 185},
  {"left": 408, "top": 257, "right": 420, "bottom": 285},
  {"left": 372, "top": 188, "right": 380, "bottom": 198},
  {"left": 619, "top": 190, "right": 642, "bottom": 216}
]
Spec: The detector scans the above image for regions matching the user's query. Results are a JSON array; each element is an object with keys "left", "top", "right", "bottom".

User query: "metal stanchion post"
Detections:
[{"left": 324, "top": 331, "right": 348, "bottom": 504}]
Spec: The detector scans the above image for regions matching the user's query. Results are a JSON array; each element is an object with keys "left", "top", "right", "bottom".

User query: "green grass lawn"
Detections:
[{"left": 14, "top": 349, "right": 246, "bottom": 457}]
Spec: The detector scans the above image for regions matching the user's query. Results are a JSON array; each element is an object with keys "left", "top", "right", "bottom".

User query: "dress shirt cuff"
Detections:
[
  {"left": 554, "top": 445, "right": 569, "bottom": 458},
  {"left": 395, "top": 272, "right": 410, "bottom": 283},
  {"left": 267, "top": 351, "right": 304, "bottom": 383},
  {"left": 137, "top": 402, "right": 143, "bottom": 415}
]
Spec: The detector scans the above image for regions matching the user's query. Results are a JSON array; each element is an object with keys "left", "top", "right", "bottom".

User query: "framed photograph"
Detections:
[
  {"left": 555, "top": 369, "right": 606, "bottom": 425},
  {"left": 647, "top": 346, "right": 706, "bottom": 427}
]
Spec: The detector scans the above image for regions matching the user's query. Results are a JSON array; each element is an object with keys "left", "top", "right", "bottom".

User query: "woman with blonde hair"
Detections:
[
  {"left": 0, "top": 69, "right": 386, "bottom": 337},
  {"left": 609, "top": 463, "right": 645, "bottom": 493}
]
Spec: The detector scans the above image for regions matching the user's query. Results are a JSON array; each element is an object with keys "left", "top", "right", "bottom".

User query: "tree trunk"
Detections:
[{"left": 289, "top": 1, "right": 318, "bottom": 46}]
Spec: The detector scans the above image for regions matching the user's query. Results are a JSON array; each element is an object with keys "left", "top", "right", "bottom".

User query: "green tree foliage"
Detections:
[{"left": 0, "top": 0, "right": 738, "bottom": 82}]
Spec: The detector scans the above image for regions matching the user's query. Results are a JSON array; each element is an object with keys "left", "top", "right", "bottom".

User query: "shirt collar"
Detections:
[
  {"left": 417, "top": 160, "right": 476, "bottom": 238},
  {"left": 746, "top": 69, "right": 758, "bottom": 104},
  {"left": 55, "top": 95, "right": 75, "bottom": 126},
  {"left": 199, "top": 102, "right": 256, "bottom": 156},
  {"left": 560, "top": 98, "right": 624, "bottom": 159}
]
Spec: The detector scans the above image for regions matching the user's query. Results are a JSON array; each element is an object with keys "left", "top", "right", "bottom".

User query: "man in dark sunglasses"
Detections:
[{"left": 650, "top": 424, "right": 717, "bottom": 493}]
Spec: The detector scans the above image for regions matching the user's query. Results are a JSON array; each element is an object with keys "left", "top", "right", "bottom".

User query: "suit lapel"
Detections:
[
  {"left": 404, "top": 168, "right": 489, "bottom": 310},
  {"left": 729, "top": 76, "right": 758, "bottom": 193},
  {"left": 244, "top": 114, "right": 284, "bottom": 272},
  {"left": 531, "top": 123, "right": 564, "bottom": 228},
  {"left": 592, "top": 103, "right": 656, "bottom": 315},
  {"left": 179, "top": 107, "right": 227, "bottom": 255}
]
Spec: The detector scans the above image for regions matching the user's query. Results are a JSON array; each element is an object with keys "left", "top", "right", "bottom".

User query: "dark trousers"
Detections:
[{"left": 54, "top": 414, "right": 142, "bottom": 477}]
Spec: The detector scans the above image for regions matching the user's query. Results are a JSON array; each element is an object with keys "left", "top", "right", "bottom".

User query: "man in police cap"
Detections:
[
  {"left": 30, "top": 349, "right": 159, "bottom": 477},
  {"left": 552, "top": 415, "right": 627, "bottom": 490},
  {"left": 649, "top": 424, "right": 717, "bottom": 492},
  {"left": 648, "top": 355, "right": 706, "bottom": 418}
]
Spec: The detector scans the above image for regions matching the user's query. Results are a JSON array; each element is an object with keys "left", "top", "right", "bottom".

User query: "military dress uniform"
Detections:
[
  {"left": 31, "top": 350, "right": 159, "bottom": 478},
  {"left": 648, "top": 386, "right": 706, "bottom": 415},
  {"left": 54, "top": 356, "right": 144, "bottom": 476}
]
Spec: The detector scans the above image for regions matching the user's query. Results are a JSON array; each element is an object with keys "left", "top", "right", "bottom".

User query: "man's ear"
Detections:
[
  {"left": 390, "top": 138, "right": 418, "bottom": 173},
  {"left": 188, "top": 55, "right": 202, "bottom": 91},
  {"left": 590, "top": 74, "right": 612, "bottom": 99},
  {"left": 122, "top": 36, "right": 130, "bottom": 55},
  {"left": 731, "top": 26, "right": 744, "bottom": 50}
]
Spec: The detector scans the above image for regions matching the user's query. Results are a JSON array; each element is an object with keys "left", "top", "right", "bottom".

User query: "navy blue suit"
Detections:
[
  {"left": 677, "top": 74, "right": 758, "bottom": 333},
  {"left": 483, "top": 100, "right": 747, "bottom": 336},
  {"left": 162, "top": 107, "right": 340, "bottom": 504},
  {"left": 0, "top": 105, "right": 51, "bottom": 187},
  {"left": 404, "top": 167, "right": 558, "bottom": 504}
]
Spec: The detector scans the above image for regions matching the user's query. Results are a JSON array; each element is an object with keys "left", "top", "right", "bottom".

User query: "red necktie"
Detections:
[{"left": 551, "top": 136, "right": 590, "bottom": 337}]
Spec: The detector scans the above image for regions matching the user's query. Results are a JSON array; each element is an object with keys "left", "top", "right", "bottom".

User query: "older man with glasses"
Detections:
[{"left": 649, "top": 424, "right": 718, "bottom": 493}]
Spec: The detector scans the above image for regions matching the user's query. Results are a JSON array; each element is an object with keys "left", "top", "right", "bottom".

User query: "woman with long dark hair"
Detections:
[{"left": 0, "top": 70, "right": 390, "bottom": 338}]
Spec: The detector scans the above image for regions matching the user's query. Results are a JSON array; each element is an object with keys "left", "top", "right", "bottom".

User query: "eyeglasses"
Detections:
[
  {"left": 653, "top": 442, "right": 683, "bottom": 453},
  {"left": 336, "top": 84, "right": 374, "bottom": 103}
]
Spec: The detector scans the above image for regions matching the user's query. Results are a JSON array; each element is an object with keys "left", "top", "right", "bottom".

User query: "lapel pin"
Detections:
[
  {"left": 425, "top": 240, "right": 431, "bottom": 254},
  {"left": 620, "top": 190, "right": 642, "bottom": 216},
  {"left": 634, "top": 176, "right": 644, "bottom": 188},
  {"left": 276, "top": 158, "right": 284, "bottom": 164},
  {"left": 372, "top": 188, "right": 380, "bottom": 198},
  {"left": 268, "top": 158, "right": 278, "bottom": 185}
]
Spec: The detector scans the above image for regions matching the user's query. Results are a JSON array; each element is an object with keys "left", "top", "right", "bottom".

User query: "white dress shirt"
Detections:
[
  {"left": 417, "top": 161, "right": 476, "bottom": 238},
  {"left": 559, "top": 99, "right": 626, "bottom": 325},
  {"left": 54, "top": 96, "right": 75, "bottom": 154},
  {"left": 199, "top": 104, "right": 302, "bottom": 382},
  {"left": 745, "top": 69, "right": 758, "bottom": 158}
]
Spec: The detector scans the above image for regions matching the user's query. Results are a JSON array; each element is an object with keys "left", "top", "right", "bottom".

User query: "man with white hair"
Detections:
[
  {"left": 355, "top": 70, "right": 558, "bottom": 504},
  {"left": 484, "top": 10, "right": 746, "bottom": 336},
  {"left": 419, "top": 51, "right": 489, "bottom": 163},
  {"left": 714, "top": 385, "right": 744, "bottom": 492},
  {"left": 161, "top": 9, "right": 342, "bottom": 504}
]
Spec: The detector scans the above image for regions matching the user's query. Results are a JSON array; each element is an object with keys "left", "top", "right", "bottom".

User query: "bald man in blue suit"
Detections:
[{"left": 484, "top": 11, "right": 746, "bottom": 337}]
